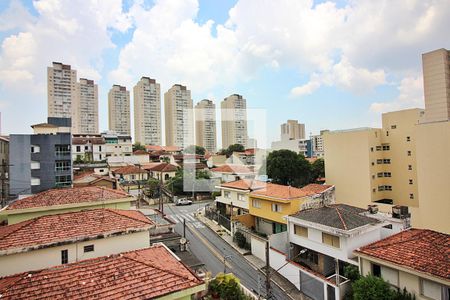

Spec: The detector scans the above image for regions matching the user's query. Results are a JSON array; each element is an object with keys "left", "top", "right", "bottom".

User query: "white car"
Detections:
[{"left": 175, "top": 198, "right": 193, "bottom": 206}]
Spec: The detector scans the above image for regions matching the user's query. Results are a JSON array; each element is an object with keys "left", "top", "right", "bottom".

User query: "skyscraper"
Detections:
[
  {"left": 422, "top": 48, "right": 450, "bottom": 123},
  {"left": 164, "top": 84, "right": 194, "bottom": 148},
  {"left": 73, "top": 78, "right": 98, "bottom": 134},
  {"left": 195, "top": 99, "right": 217, "bottom": 153},
  {"left": 221, "top": 94, "right": 248, "bottom": 149},
  {"left": 281, "top": 120, "right": 305, "bottom": 140},
  {"left": 108, "top": 85, "right": 131, "bottom": 135},
  {"left": 47, "top": 62, "right": 77, "bottom": 120},
  {"left": 133, "top": 77, "right": 161, "bottom": 145}
]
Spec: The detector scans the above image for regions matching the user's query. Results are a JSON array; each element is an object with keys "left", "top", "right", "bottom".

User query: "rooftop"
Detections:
[
  {"left": 356, "top": 229, "right": 449, "bottom": 281},
  {"left": 132, "top": 150, "right": 148, "bottom": 155},
  {"left": 0, "top": 209, "right": 153, "bottom": 254},
  {"left": 0, "top": 245, "right": 204, "bottom": 299},
  {"left": 300, "top": 184, "right": 333, "bottom": 194},
  {"left": 5, "top": 187, "right": 130, "bottom": 211},
  {"left": 290, "top": 204, "right": 380, "bottom": 231},
  {"left": 220, "top": 179, "right": 267, "bottom": 191},
  {"left": 112, "top": 165, "right": 148, "bottom": 175},
  {"left": 143, "top": 162, "right": 178, "bottom": 173},
  {"left": 211, "top": 164, "right": 253, "bottom": 174},
  {"left": 250, "top": 183, "right": 310, "bottom": 200}
]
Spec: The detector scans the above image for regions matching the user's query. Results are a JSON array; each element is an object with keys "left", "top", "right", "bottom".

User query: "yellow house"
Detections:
[
  {"left": 355, "top": 229, "right": 449, "bottom": 300},
  {"left": 0, "top": 186, "right": 134, "bottom": 224},
  {"left": 249, "top": 183, "right": 334, "bottom": 235}
]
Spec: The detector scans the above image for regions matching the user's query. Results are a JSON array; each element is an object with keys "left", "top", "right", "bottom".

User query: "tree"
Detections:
[
  {"left": 208, "top": 273, "right": 250, "bottom": 300},
  {"left": 310, "top": 158, "right": 325, "bottom": 182},
  {"left": 352, "top": 275, "right": 395, "bottom": 300},
  {"left": 219, "top": 144, "right": 245, "bottom": 157},
  {"left": 133, "top": 142, "right": 146, "bottom": 152},
  {"left": 144, "top": 178, "right": 160, "bottom": 198},
  {"left": 266, "top": 150, "right": 312, "bottom": 187},
  {"left": 184, "top": 145, "right": 206, "bottom": 155}
]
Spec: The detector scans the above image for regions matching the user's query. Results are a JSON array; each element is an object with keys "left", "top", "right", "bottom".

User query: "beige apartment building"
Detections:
[
  {"left": 47, "top": 62, "right": 77, "bottom": 120},
  {"left": 281, "top": 120, "right": 305, "bottom": 140},
  {"left": 108, "top": 85, "right": 131, "bottom": 135},
  {"left": 195, "top": 99, "right": 217, "bottom": 153},
  {"left": 324, "top": 48, "right": 450, "bottom": 234},
  {"left": 73, "top": 78, "right": 99, "bottom": 134},
  {"left": 164, "top": 84, "right": 194, "bottom": 148},
  {"left": 221, "top": 94, "right": 248, "bottom": 149},
  {"left": 133, "top": 77, "right": 161, "bottom": 145}
]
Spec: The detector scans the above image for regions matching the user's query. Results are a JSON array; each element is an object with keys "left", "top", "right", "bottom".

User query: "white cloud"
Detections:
[
  {"left": 290, "top": 77, "right": 321, "bottom": 97},
  {"left": 370, "top": 75, "right": 424, "bottom": 113}
]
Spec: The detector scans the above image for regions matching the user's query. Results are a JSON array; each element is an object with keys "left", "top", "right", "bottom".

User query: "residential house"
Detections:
[
  {"left": 73, "top": 171, "right": 117, "bottom": 189},
  {"left": 355, "top": 229, "right": 449, "bottom": 300},
  {"left": 0, "top": 244, "right": 206, "bottom": 299},
  {"left": 211, "top": 164, "right": 256, "bottom": 183},
  {"left": 269, "top": 203, "right": 411, "bottom": 300},
  {"left": 72, "top": 134, "right": 106, "bottom": 162},
  {"left": 0, "top": 186, "right": 133, "bottom": 224},
  {"left": 143, "top": 162, "right": 178, "bottom": 183},
  {"left": 112, "top": 165, "right": 149, "bottom": 184},
  {"left": 0, "top": 209, "right": 154, "bottom": 276}
]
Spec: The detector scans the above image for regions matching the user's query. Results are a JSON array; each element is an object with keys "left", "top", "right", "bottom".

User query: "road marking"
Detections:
[
  {"left": 166, "top": 215, "right": 179, "bottom": 223},
  {"left": 192, "top": 221, "right": 205, "bottom": 229},
  {"left": 186, "top": 222, "right": 232, "bottom": 270},
  {"left": 183, "top": 213, "right": 195, "bottom": 222}
]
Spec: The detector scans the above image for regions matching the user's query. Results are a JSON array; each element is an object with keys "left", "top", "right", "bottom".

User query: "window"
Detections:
[
  {"left": 383, "top": 159, "right": 391, "bottom": 164},
  {"left": 408, "top": 165, "right": 412, "bottom": 170},
  {"left": 407, "top": 150, "right": 411, "bottom": 156},
  {"left": 370, "top": 147, "right": 374, "bottom": 152},
  {"left": 294, "top": 225, "right": 308, "bottom": 237},
  {"left": 409, "top": 179, "right": 413, "bottom": 185},
  {"left": 376, "top": 146, "right": 382, "bottom": 151},
  {"left": 76, "top": 146, "right": 81, "bottom": 152},
  {"left": 55, "top": 175, "right": 71, "bottom": 187},
  {"left": 55, "top": 144, "right": 70, "bottom": 156},
  {"left": 406, "top": 136, "right": 411, "bottom": 142},
  {"left": 382, "top": 145, "right": 390, "bottom": 151},
  {"left": 84, "top": 146, "right": 89, "bottom": 151},
  {"left": 252, "top": 199, "right": 261, "bottom": 208},
  {"left": 421, "top": 279, "right": 442, "bottom": 300},
  {"left": 384, "top": 172, "right": 391, "bottom": 177},
  {"left": 224, "top": 191, "right": 231, "bottom": 199},
  {"left": 377, "top": 159, "right": 383, "bottom": 164},
  {"left": 272, "top": 203, "right": 282, "bottom": 212},
  {"left": 372, "top": 188, "right": 376, "bottom": 193},
  {"left": 383, "top": 224, "right": 393, "bottom": 229},
  {"left": 84, "top": 245, "right": 94, "bottom": 253},
  {"left": 61, "top": 249, "right": 68, "bottom": 264},
  {"left": 372, "top": 263, "right": 381, "bottom": 277},
  {"left": 377, "top": 172, "right": 383, "bottom": 178},
  {"left": 386, "top": 131, "right": 389, "bottom": 136},
  {"left": 31, "top": 145, "right": 40, "bottom": 153},
  {"left": 391, "top": 125, "right": 396, "bottom": 129},
  {"left": 55, "top": 161, "right": 71, "bottom": 171},
  {"left": 322, "top": 233, "right": 340, "bottom": 248},
  {"left": 409, "top": 193, "right": 414, "bottom": 199},
  {"left": 237, "top": 193, "right": 245, "bottom": 201}
]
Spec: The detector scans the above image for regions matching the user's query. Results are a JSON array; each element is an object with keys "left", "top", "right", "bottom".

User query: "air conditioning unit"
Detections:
[
  {"left": 392, "top": 205, "right": 410, "bottom": 219},
  {"left": 368, "top": 204, "right": 378, "bottom": 214}
]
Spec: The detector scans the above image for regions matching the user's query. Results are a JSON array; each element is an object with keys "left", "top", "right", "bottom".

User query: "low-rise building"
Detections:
[
  {"left": 112, "top": 165, "right": 149, "bottom": 184},
  {"left": 271, "top": 138, "right": 310, "bottom": 157},
  {"left": 72, "top": 134, "right": 106, "bottom": 162},
  {"left": 0, "top": 186, "right": 133, "bottom": 224},
  {"left": 355, "top": 229, "right": 449, "bottom": 300},
  {"left": 73, "top": 171, "right": 117, "bottom": 189},
  {"left": 102, "top": 131, "right": 132, "bottom": 158},
  {"left": 211, "top": 164, "right": 256, "bottom": 183},
  {"left": 143, "top": 162, "right": 178, "bottom": 183},
  {"left": 0, "top": 209, "right": 154, "bottom": 276},
  {"left": 0, "top": 244, "right": 206, "bottom": 299}
]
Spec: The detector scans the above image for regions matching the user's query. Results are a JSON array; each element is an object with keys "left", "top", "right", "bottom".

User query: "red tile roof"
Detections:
[
  {"left": 300, "top": 184, "right": 333, "bottom": 194},
  {"left": 6, "top": 187, "right": 130, "bottom": 211},
  {"left": 113, "top": 165, "right": 147, "bottom": 175},
  {"left": 143, "top": 162, "right": 178, "bottom": 172},
  {"left": 0, "top": 209, "right": 153, "bottom": 253},
  {"left": 145, "top": 145, "right": 181, "bottom": 152},
  {"left": 211, "top": 164, "right": 253, "bottom": 174},
  {"left": 355, "top": 229, "right": 450, "bottom": 280},
  {"left": 132, "top": 150, "right": 148, "bottom": 155},
  {"left": 220, "top": 179, "right": 267, "bottom": 191},
  {"left": 72, "top": 137, "right": 105, "bottom": 145},
  {"left": 0, "top": 245, "right": 204, "bottom": 299},
  {"left": 250, "top": 183, "right": 310, "bottom": 200}
]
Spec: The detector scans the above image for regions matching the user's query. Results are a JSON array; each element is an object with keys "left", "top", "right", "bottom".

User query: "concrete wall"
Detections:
[
  {"left": 251, "top": 236, "right": 266, "bottom": 262},
  {"left": 9, "top": 135, "right": 32, "bottom": 196},
  {"left": 216, "top": 188, "right": 249, "bottom": 210},
  {"left": 0, "top": 230, "right": 149, "bottom": 277}
]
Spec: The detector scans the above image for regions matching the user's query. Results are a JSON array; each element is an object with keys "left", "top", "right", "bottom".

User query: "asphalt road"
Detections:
[{"left": 164, "top": 202, "right": 290, "bottom": 300}]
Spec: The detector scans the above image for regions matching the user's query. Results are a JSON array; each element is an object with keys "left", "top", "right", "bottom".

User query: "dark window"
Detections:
[
  {"left": 391, "top": 125, "right": 396, "bottom": 129},
  {"left": 407, "top": 151, "right": 411, "bottom": 156},
  {"left": 372, "top": 264, "right": 381, "bottom": 277},
  {"left": 76, "top": 146, "right": 81, "bottom": 152},
  {"left": 409, "top": 179, "right": 413, "bottom": 185},
  {"left": 408, "top": 165, "right": 412, "bottom": 170},
  {"left": 383, "top": 224, "right": 393, "bottom": 229},
  {"left": 84, "top": 245, "right": 94, "bottom": 253},
  {"left": 61, "top": 249, "right": 68, "bottom": 264},
  {"left": 386, "top": 131, "right": 389, "bottom": 136},
  {"left": 409, "top": 194, "right": 414, "bottom": 199},
  {"left": 406, "top": 136, "right": 410, "bottom": 142}
]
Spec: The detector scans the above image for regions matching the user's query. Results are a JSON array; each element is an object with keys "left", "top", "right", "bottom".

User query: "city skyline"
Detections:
[{"left": 1, "top": 0, "right": 449, "bottom": 144}]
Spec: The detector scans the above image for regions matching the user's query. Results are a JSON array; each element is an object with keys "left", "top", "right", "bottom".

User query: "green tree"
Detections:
[
  {"left": 208, "top": 273, "right": 250, "bottom": 300},
  {"left": 310, "top": 158, "right": 325, "bottom": 182},
  {"left": 144, "top": 178, "right": 160, "bottom": 198},
  {"left": 352, "top": 275, "right": 395, "bottom": 300},
  {"left": 133, "top": 142, "right": 146, "bottom": 152},
  {"left": 184, "top": 145, "right": 206, "bottom": 155},
  {"left": 266, "top": 150, "right": 312, "bottom": 187},
  {"left": 219, "top": 144, "right": 245, "bottom": 157}
]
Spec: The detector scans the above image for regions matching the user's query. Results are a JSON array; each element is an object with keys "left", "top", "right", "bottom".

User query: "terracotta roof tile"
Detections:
[
  {"left": 221, "top": 179, "right": 266, "bottom": 191},
  {"left": 250, "top": 183, "right": 310, "bottom": 200},
  {"left": 6, "top": 187, "right": 130, "bottom": 210},
  {"left": 0, "top": 245, "right": 204, "bottom": 299},
  {"left": 132, "top": 150, "right": 148, "bottom": 155},
  {"left": 113, "top": 165, "right": 147, "bottom": 175},
  {"left": 300, "top": 184, "right": 333, "bottom": 194},
  {"left": 143, "top": 162, "right": 178, "bottom": 172},
  {"left": 0, "top": 209, "right": 153, "bottom": 253},
  {"left": 211, "top": 164, "right": 253, "bottom": 174},
  {"left": 355, "top": 229, "right": 450, "bottom": 280}
]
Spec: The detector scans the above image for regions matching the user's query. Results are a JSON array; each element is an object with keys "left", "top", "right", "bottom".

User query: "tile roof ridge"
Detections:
[
  {"left": 105, "top": 209, "right": 153, "bottom": 225},
  {"left": 334, "top": 205, "right": 348, "bottom": 231}
]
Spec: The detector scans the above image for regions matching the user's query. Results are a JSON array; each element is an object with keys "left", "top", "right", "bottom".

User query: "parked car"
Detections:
[{"left": 175, "top": 198, "right": 193, "bottom": 206}]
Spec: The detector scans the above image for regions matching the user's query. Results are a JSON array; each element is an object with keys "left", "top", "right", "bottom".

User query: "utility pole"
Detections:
[
  {"left": 265, "top": 240, "right": 271, "bottom": 299},
  {"left": 183, "top": 218, "right": 186, "bottom": 238},
  {"left": 0, "top": 163, "right": 11, "bottom": 208}
]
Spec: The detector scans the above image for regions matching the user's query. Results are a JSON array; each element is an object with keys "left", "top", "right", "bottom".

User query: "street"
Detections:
[{"left": 164, "top": 201, "right": 291, "bottom": 300}]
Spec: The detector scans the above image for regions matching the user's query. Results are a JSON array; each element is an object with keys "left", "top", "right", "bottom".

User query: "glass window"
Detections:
[
  {"left": 252, "top": 199, "right": 261, "bottom": 208},
  {"left": 61, "top": 249, "right": 68, "bottom": 264},
  {"left": 372, "top": 263, "right": 381, "bottom": 277},
  {"left": 224, "top": 191, "right": 231, "bottom": 198},
  {"left": 84, "top": 245, "right": 94, "bottom": 253},
  {"left": 272, "top": 203, "right": 282, "bottom": 212},
  {"left": 421, "top": 279, "right": 442, "bottom": 300},
  {"left": 322, "top": 233, "right": 340, "bottom": 248},
  {"left": 237, "top": 193, "right": 245, "bottom": 201},
  {"left": 294, "top": 225, "right": 308, "bottom": 237}
]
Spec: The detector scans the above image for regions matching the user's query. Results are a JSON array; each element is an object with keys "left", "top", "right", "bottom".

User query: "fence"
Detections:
[{"left": 204, "top": 206, "right": 231, "bottom": 231}]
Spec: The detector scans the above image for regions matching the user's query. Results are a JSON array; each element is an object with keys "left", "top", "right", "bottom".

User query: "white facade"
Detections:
[
  {"left": 195, "top": 99, "right": 217, "bottom": 153},
  {"left": 108, "top": 85, "right": 131, "bottom": 135},
  {"left": 221, "top": 94, "right": 248, "bottom": 149},
  {"left": 47, "top": 62, "right": 77, "bottom": 120},
  {"left": 103, "top": 131, "right": 132, "bottom": 158},
  {"left": 215, "top": 187, "right": 250, "bottom": 211},
  {"left": 271, "top": 138, "right": 308, "bottom": 156},
  {"left": 134, "top": 77, "right": 161, "bottom": 145},
  {"left": 73, "top": 78, "right": 99, "bottom": 134}
]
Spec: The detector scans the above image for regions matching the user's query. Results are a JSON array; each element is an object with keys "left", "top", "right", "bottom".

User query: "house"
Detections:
[
  {"left": 72, "top": 134, "right": 106, "bottom": 162},
  {"left": 0, "top": 186, "right": 134, "bottom": 224},
  {"left": 112, "top": 164, "right": 149, "bottom": 184},
  {"left": 355, "top": 229, "right": 449, "bottom": 300},
  {"left": 269, "top": 203, "right": 410, "bottom": 300},
  {"left": 73, "top": 172, "right": 117, "bottom": 189},
  {"left": 102, "top": 130, "right": 132, "bottom": 158},
  {"left": 0, "top": 209, "right": 154, "bottom": 276},
  {"left": 143, "top": 162, "right": 178, "bottom": 183},
  {"left": 0, "top": 244, "right": 206, "bottom": 300},
  {"left": 211, "top": 164, "right": 256, "bottom": 182}
]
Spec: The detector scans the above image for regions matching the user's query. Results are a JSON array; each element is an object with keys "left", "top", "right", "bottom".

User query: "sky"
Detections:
[{"left": 0, "top": 0, "right": 449, "bottom": 148}]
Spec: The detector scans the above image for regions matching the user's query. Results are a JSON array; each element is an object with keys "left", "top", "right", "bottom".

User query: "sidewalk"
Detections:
[{"left": 196, "top": 211, "right": 309, "bottom": 300}]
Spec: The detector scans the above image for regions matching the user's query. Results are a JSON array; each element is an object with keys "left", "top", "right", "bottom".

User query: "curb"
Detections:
[{"left": 195, "top": 214, "right": 296, "bottom": 300}]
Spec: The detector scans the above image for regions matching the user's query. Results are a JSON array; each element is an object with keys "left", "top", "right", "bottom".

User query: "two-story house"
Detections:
[{"left": 355, "top": 229, "right": 449, "bottom": 300}]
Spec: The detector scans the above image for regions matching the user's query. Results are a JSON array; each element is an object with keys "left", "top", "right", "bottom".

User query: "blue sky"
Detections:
[{"left": 0, "top": 0, "right": 449, "bottom": 147}]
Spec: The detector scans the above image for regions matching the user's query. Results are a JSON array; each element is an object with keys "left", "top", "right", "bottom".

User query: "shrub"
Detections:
[{"left": 234, "top": 231, "right": 247, "bottom": 249}]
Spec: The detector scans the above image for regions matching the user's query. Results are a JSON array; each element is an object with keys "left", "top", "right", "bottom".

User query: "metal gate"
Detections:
[{"left": 300, "top": 270, "right": 324, "bottom": 300}]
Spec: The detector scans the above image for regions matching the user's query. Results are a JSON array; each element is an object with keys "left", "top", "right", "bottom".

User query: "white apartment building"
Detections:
[
  {"left": 164, "top": 84, "right": 194, "bottom": 148},
  {"left": 47, "top": 62, "right": 77, "bottom": 120},
  {"left": 108, "top": 85, "right": 131, "bottom": 135},
  {"left": 272, "top": 120, "right": 309, "bottom": 156},
  {"left": 73, "top": 78, "right": 99, "bottom": 134},
  {"left": 271, "top": 138, "right": 309, "bottom": 157},
  {"left": 102, "top": 131, "right": 132, "bottom": 158},
  {"left": 281, "top": 120, "right": 305, "bottom": 140},
  {"left": 310, "top": 130, "right": 328, "bottom": 158},
  {"left": 221, "top": 94, "right": 248, "bottom": 149},
  {"left": 195, "top": 99, "right": 217, "bottom": 153},
  {"left": 72, "top": 134, "right": 106, "bottom": 162},
  {"left": 134, "top": 77, "right": 161, "bottom": 145}
]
